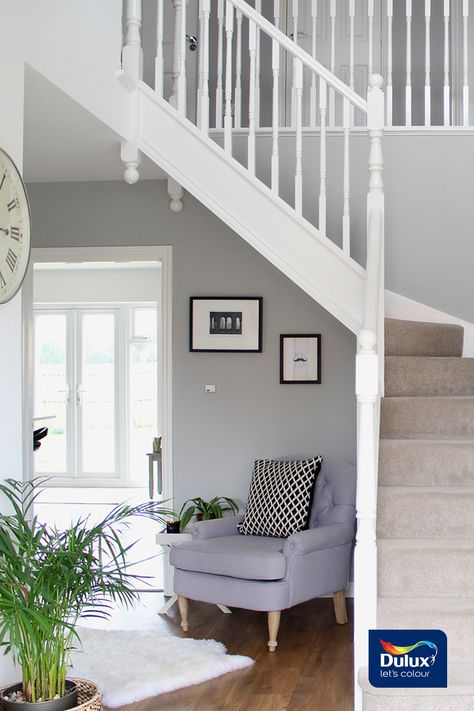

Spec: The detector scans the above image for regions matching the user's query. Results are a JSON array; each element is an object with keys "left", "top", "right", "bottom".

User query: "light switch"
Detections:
[{"left": 205, "top": 384, "right": 216, "bottom": 393}]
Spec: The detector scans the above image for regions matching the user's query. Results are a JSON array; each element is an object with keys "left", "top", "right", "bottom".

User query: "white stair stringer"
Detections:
[{"left": 137, "top": 83, "right": 365, "bottom": 334}]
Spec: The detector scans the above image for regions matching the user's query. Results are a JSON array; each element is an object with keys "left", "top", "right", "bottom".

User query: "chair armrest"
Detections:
[
  {"left": 189, "top": 514, "right": 245, "bottom": 540},
  {"left": 283, "top": 522, "right": 355, "bottom": 556}
]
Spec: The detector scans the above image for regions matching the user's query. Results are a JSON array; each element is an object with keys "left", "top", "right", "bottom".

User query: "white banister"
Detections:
[
  {"left": 386, "top": 0, "right": 393, "bottom": 127},
  {"left": 170, "top": 0, "right": 186, "bottom": 115},
  {"left": 342, "top": 97, "right": 350, "bottom": 255},
  {"left": 463, "top": 0, "right": 470, "bottom": 126},
  {"left": 248, "top": 19, "right": 257, "bottom": 176},
  {"left": 368, "top": 0, "right": 374, "bottom": 77},
  {"left": 234, "top": 9, "right": 243, "bottom": 129},
  {"left": 224, "top": 0, "right": 234, "bottom": 155},
  {"left": 329, "top": 0, "right": 336, "bottom": 127},
  {"left": 405, "top": 0, "right": 412, "bottom": 126},
  {"left": 444, "top": 0, "right": 450, "bottom": 126},
  {"left": 271, "top": 37, "right": 280, "bottom": 194},
  {"left": 123, "top": 0, "right": 143, "bottom": 86},
  {"left": 215, "top": 0, "right": 224, "bottom": 128},
  {"left": 425, "top": 0, "right": 431, "bottom": 126},
  {"left": 255, "top": 0, "right": 262, "bottom": 128},
  {"left": 319, "top": 77, "right": 327, "bottom": 235},
  {"left": 198, "top": 0, "right": 210, "bottom": 134},
  {"left": 290, "top": 0, "right": 299, "bottom": 127},
  {"left": 310, "top": 0, "right": 318, "bottom": 128},
  {"left": 154, "top": 0, "right": 164, "bottom": 98},
  {"left": 294, "top": 57, "right": 303, "bottom": 216},
  {"left": 349, "top": 0, "right": 355, "bottom": 93}
]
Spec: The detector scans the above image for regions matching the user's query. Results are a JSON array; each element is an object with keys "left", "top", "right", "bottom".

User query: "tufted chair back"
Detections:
[
  {"left": 274, "top": 455, "right": 356, "bottom": 530},
  {"left": 309, "top": 456, "right": 356, "bottom": 528}
]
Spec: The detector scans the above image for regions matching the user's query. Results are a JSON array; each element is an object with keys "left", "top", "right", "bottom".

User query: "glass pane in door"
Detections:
[
  {"left": 80, "top": 313, "right": 116, "bottom": 474},
  {"left": 129, "top": 308, "right": 158, "bottom": 485},
  {"left": 34, "top": 313, "right": 68, "bottom": 473}
]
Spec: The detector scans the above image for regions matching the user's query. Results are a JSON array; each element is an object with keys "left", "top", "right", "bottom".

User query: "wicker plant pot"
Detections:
[
  {"left": 69, "top": 679, "right": 101, "bottom": 711},
  {"left": 1, "top": 679, "right": 101, "bottom": 711}
]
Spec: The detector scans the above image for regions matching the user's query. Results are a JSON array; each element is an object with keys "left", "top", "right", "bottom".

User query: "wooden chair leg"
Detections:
[
  {"left": 333, "top": 590, "right": 348, "bottom": 624},
  {"left": 267, "top": 610, "right": 281, "bottom": 652},
  {"left": 178, "top": 595, "right": 189, "bottom": 631}
]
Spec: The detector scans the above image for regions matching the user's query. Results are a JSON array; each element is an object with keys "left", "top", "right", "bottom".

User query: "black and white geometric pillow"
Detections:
[{"left": 239, "top": 457, "right": 323, "bottom": 537}]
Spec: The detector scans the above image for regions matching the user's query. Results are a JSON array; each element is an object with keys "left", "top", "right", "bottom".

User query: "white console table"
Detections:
[{"left": 155, "top": 531, "right": 231, "bottom": 616}]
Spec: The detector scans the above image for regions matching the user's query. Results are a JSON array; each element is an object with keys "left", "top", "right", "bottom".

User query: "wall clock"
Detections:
[{"left": 0, "top": 148, "right": 31, "bottom": 303}]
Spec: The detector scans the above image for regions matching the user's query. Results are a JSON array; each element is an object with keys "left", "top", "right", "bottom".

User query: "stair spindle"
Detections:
[
  {"left": 255, "top": 0, "right": 262, "bottom": 128},
  {"left": 234, "top": 9, "right": 243, "bottom": 128},
  {"left": 368, "top": 0, "right": 374, "bottom": 77},
  {"left": 310, "top": 0, "right": 318, "bottom": 128},
  {"left": 273, "top": 0, "right": 280, "bottom": 29},
  {"left": 155, "top": 0, "right": 164, "bottom": 97},
  {"left": 319, "top": 78, "right": 327, "bottom": 235},
  {"left": 294, "top": 58, "right": 303, "bottom": 216},
  {"left": 123, "top": 0, "right": 143, "bottom": 85},
  {"left": 199, "top": 0, "right": 210, "bottom": 134},
  {"left": 349, "top": 0, "right": 355, "bottom": 127},
  {"left": 329, "top": 0, "right": 336, "bottom": 128},
  {"left": 343, "top": 97, "right": 351, "bottom": 255},
  {"left": 463, "top": 0, "right": 469, "bottom": 126},
  {"left": 444, "top": 0, "right": 450, "bottom": 126},
  {"left": 224, "top": 1, "right": 234, "bottom": 155},
  {"left": 216, "top": 0, "right": 224, "bottom": 128},
  {"left": 271, "top": 37, "right": 280, "bottom": 194},
  {"left": 425, "top": 0, "right": 431, "bottom": 126},
  {"left": 248, "top": 20, "right": 257, "bottom": 176},
  {"left": 291, "top": 0, "right": 299, "bottom": 127},
  {"left": 386, "top": 0, "right": 393, "bottom": 127},
  {"left": 170, "top": 0, "right": 186, "bottom": 116},
  {"left": 405, "top": 0, "right": 412, "bottom": 126}
]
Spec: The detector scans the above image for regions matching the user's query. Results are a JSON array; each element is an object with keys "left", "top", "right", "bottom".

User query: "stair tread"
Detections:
[
  {"left": 378, "top": 539, "right": 474, "bottom": 550},
  {"left": 379, "top": 486, "right": 474, "bottom": 494},
  {"left": 385, "top": 356, "right": 474, "bottom": 396},
  {"left": 385, "top": 318, "right": 464, "bottom": 358},
  {"left": 379, "top": 596, "right": 474, "bottom": 611}
]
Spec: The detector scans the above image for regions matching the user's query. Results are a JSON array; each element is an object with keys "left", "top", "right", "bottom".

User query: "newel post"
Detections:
[{"left": 367, "top": 73, "right": 385, "bottom": 377}]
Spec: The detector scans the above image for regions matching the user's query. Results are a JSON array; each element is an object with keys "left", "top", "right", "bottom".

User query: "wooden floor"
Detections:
[{"left": 110, "top": 596, "right": 354, "bottom": 711}]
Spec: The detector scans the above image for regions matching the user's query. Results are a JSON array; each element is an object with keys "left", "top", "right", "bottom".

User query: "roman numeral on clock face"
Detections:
[
  {"left": 0, "top": 271, "right": 5, "bottom": 289},
  {"left": 0, "top": 174, "right": 5, "bottom": 191},
  {"left": 10, "top": 226, "right": 20, "bottom": 241},
  {"left": 5, "top": 248, "right": 17, "bottom": 272},
  {"left": 7, "top": 199, "right": 16, "bottom": 212}
]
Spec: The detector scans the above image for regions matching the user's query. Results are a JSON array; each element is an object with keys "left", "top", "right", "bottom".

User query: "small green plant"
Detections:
[
  {"left": 179, "top": 496, "right": 239, "bottom": 532},
  {"left": 0, "top": 477, "right": 175, "bottom": 703}
]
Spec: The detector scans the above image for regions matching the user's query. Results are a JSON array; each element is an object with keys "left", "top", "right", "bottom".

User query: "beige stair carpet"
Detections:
[{"left": 362, "top": 318, "right": 474, "bottom": 710}]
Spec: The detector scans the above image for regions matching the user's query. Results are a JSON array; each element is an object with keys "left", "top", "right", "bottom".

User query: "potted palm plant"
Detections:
[
  {"left": 178, "top": 496, "right": 238, "bottom": 532},
  {"left": 0, "top": 478, "right": 175, "bottom": 710}
]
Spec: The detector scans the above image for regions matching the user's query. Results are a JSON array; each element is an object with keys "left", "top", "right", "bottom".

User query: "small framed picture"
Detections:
[
  {"left": 280, "top": 334, "right": 321, "bottom": 384},
  {"left": 190, "top": 297, "right": 263, "bottom": 352}
]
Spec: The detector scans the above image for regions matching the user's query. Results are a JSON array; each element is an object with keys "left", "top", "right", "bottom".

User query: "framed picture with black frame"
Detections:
[
  {"left": 280, "top": 334, "right": 321, "bottom": 384},
  {"left": 190, "top": 297, "right": 263, "bottom": 352}
]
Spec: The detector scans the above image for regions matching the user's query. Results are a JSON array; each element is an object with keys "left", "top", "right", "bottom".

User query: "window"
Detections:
[{"left": 34, "top": 304, "right": 158, "bottom": 484}]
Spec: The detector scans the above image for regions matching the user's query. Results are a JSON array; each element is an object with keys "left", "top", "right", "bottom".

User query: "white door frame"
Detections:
[{"left": 22, "top": 245, "right": 174, "bottom": 504}]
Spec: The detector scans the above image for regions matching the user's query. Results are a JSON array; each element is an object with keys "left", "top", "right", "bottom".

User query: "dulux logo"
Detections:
[
  {"left": 379, "top": 639, "right": 438, "bottom": 669},
  {"left": 380, "top": 639, "right": 438, "bottom": 668},
  {"left": 368, "top": 629, "right": 447, "bottom": 688}
]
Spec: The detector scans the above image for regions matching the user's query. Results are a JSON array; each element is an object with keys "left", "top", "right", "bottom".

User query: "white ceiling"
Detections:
[{"left": 23, "top": 66, "right": 167, "bottom": 183}]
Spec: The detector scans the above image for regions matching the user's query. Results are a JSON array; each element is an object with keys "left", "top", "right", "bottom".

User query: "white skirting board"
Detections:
[{"left": 386, "top": 290, "right": 474, "bottom": 357}]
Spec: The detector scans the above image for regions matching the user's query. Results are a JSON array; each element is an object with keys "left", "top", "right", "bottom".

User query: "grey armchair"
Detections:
[{"left": 169, "top": 457, "right": 356, "bottom": 651}]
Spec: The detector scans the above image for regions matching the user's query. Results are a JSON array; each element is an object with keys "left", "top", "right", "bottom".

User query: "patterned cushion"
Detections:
[{"left": 239, "top": 457, "right": 323, "bottom": 537}]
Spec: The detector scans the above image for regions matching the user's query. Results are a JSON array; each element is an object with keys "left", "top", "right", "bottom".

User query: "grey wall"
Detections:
[
  {"left": 27, "top": 180, "right": 356, "bottom": 507},
  {"left": 215, "top": 131, "right": 474, "bottom": 324}
]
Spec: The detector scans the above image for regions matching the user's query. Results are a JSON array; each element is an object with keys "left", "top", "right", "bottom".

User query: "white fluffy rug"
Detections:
[{"left": 70, "top": 627, "right": 254, "bottom": 707}]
